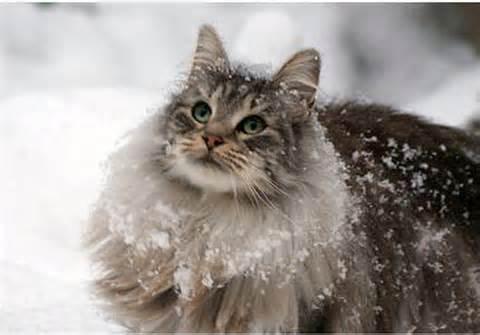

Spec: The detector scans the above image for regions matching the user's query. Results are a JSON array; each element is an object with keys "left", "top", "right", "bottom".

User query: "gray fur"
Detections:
[
  {"left": 85, "top": 24, "right": 354, "bottom": 332},
  {"left": 85, "top": 25, "right": 480, "bottom": 332}
]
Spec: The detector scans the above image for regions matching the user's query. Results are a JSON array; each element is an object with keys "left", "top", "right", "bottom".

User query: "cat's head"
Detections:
[{"left": 160, "top": 25, "right": 320, "bottom": 199}]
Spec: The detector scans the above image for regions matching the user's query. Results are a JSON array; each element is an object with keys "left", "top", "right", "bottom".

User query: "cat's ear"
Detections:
[
  {"left": 189, "top": 25, "right": 229, "bottom": 80},
  {"left": 273, "top": 49, "right": 320, "bottom": 108}
]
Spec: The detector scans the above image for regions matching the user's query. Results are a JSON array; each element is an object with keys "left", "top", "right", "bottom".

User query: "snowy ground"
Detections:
[{"left": 1, "top": 4, "right": 479, "bottom": 332}]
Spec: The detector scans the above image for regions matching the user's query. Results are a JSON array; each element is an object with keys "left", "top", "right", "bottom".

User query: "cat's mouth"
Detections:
[
  {"left": 193, "top": 154, "right": 226, "bottom": 171},
  {"left": 182, "top": 146, "right": 229, "bottom": 172},
  {"left": 171, "top": 151, "right": 242, "bottom": 194}
]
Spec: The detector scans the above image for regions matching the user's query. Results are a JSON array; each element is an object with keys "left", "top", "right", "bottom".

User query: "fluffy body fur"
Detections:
[{"left": 85, "top": 25, "right": 480, "bottom": 332}]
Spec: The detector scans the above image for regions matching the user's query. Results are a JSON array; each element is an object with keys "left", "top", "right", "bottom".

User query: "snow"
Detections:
[
  {"left": 151, "top": 231, "right": 171, "bottom": 250},
  {"left": 0, "top": 88, "right": 157, "bottom": 331},
  {"left": 1, "top": 3, "right": 479, "bottom": 332},
  {"left": 173, "top": 265, "right": 194, "bottom": 301}
]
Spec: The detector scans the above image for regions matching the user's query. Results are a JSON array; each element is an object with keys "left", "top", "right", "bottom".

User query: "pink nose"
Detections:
[{"left": 202, "top": 135, "right": 224, "bottom": 150}]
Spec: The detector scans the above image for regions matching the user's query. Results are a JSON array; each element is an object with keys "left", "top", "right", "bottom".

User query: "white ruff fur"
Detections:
[
  {"left": 169, "top": 156, "right": 243, "bottom": 194},
  {"left": 86, "top": 112, "right": 355, "bottom": 332}
]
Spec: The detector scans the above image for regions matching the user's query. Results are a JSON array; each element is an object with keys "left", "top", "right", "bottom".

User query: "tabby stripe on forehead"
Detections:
[
  {"left": 242, "top": 94, "right": 255, "bottom": 110},
  {"left": 210, "top": 85, "right": 224, "bottom": 113},
  {"left": 198, "top": 86, "right": 210, "bottom": 98},
  {"left": 224, "top": 82, "right": 233, "bottom": 98}
]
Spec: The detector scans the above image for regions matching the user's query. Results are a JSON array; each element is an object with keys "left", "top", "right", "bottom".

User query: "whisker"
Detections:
[
  {"left": 259, "top": 175, "right": 290, "bottom": 197},
  {"left": 229, "top": 173, "right": 241, "bottom": 220},
  {"left": 246, "top": 163, "right": 291, "bottom": 198},
  {"left": 179, "top": 141, "right": 194, "bottom": 149},
  {"left": 236, "top": 173, "right": 262, "bottom": 209},
  {"left": 243, "top": 169, "right": 301, "bottom": 225},
  {"left": 239, "top": 169, "right": 278, "bottom": 212},
  {"left": 217, "top": 153, "right": 245, "bottom": 170},
  {"left": 225, "top": 150, "right": 249, "bottom": 165}
]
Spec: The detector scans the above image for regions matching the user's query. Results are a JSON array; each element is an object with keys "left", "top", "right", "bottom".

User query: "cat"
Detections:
[{"left": 85, "top": 24, "right": 480, "bottom": 333}]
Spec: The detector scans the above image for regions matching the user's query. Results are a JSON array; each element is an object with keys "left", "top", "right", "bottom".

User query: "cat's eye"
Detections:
[
  {"left": 238, "top": 115, "right": 266, "bottom": 135},
  {"left": 192, "top": 101, "right": 211, "bottom": 124}
]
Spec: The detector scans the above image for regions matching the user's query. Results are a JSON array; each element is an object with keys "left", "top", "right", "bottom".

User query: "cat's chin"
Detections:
[{"left": 169, "top": 156, "right": 241, "bottom": 194}]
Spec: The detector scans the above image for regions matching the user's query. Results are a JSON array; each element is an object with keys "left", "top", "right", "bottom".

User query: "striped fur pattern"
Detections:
[
  {"left": 85, "top": 25, "right": 480, "bottom": 332},
  {"left": 85, "top": 25, "right": 354, "bottom": 332}
]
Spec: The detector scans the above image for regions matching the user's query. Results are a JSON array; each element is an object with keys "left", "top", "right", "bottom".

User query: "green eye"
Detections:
[
  {"left": 239, "top": 116, "right": 266, "bottom": 135},
  {"left": 192, "top": 101, "right": 211, "bottom": 124}
]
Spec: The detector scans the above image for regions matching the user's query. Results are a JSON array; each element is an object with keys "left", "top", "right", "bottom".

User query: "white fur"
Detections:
[
  {"left": 169, "top": 156, "right": 241, "bottom": 194},
  {"left": 86, "top": 113, "right": 355, "bottom": 332}
]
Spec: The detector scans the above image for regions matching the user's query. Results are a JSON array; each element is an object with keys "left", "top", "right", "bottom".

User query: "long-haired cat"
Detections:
[{"left": 85, "top": 25, "right": 480, "bottom": 332}]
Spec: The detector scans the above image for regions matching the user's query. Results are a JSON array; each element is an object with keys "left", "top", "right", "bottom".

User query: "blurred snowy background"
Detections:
[{"left": 1, "top": 3, "right": 480, "bottom": 332}]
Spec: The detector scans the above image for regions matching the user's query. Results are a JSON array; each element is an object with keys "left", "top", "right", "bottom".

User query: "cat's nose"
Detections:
[{"left": 202, "top": 134, "right": 224, "bottom": 150}]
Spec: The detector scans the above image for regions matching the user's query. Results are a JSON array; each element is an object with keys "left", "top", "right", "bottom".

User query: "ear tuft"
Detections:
[
  {"left": 273, "top": 49, "right": 320, "bottom": 107},
  {"left": 190, "top": 24, "right": 229, "bottom": 79}
]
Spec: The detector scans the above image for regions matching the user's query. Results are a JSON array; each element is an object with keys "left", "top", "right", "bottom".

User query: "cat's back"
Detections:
[
  {"left": 317, "top": 101, "right": 480, "bottom": 230},
  {"left": 317, "top": 101, "right": 480, "bottom": 165},
  {"left": 316, "top": 102, "right": 480, "bottom": 332}
]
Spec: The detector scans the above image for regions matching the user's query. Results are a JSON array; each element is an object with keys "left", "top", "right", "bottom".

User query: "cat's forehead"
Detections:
[{"left": 190, "top": 69, "right": 273, "bottom": 106}]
